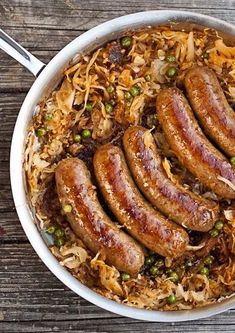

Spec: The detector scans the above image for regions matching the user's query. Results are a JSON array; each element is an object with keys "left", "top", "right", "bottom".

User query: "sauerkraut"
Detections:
[{"left": 24, "top": 26, "right": 235, "bottom": 311}]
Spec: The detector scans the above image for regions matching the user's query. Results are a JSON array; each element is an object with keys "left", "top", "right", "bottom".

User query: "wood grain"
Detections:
[
  {"left": 0, "top": 244, "right": 235, "bottom": 331},
  {"left": 1, "top": 319, "right": 235, "bottom": 333},
  {"left": 1, "top": 1, "right": 235, "bottom": 332}
]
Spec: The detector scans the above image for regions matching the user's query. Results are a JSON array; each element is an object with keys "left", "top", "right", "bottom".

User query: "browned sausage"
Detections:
[
  {"left": 93, "top": 144, "right": 189, "bottom": 258},
  {"left": 185, "top": 66, "right": 235, "bottom": 157},
  {"left": 156, "top": 87, "right": 235, "bottom": 199},
  {"left": 123, "top": 126, "right": 219, "bottom": 232},
  {"left": 55, "top": 158, "right": 144, "bottom": 275}
]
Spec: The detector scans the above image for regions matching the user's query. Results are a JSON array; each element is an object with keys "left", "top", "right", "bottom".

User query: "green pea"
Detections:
[
  {"left": 210, "top": 228, "right": 219, "bottom": 238},
  {"left": 55, "top": 237, "right": 65, "bottom": 247},
  {"left": 85, "top": 103, "right": 93, "bottom": 112},
  {"left": 204, "top": 255, "right": 214, "bottom": 266},
  {"left": 167, "top": 294, "right": 177, "bottom": 304},
  {"left": 201, "top": 51, "right": 209, "bottom": 59},
  {"left": 105, "top": 103, "right": 113, "bottom": 113},
  {"left": 63, "top": 204, "right": 72, "bottom": 213},
  {"left": 37, "top": 127, "right": 46, "bottom": 137},
  {"left": 150, "top": 266, "right": 159, "bottom": 276},
  {"left": 45, "top": 113, "right": 53, "bottom": 121},
  {"left": 166, "top": 66, "right": 178, "bottom": 78},
  {"left": 155, "top": 259, "right": 164, "bottom": 268},
  {"left": 130, "top": 85, "right": 140, "bottom": 97},
  {"left": 169, "top": 271, "right": 179, "bottom": 283},
  {"left": 121, "top": 36, "right": 132, "bottom": 48},
  {"left": 145, "top": 255, "right": 155, "bottom": 266},
  {"left": 54, "top": 228, "right": 65, "bottom": 238},
  {"left": 145, "top": 74, "right": 152, "bottom": 82},
  {"left": 200, "top": 266, "right": 209, "bottom": 276},
  {"left": 74, "top": 134, "right": 82, "bottom": 143},
  {"left": 121, "top": 272, "right": 131, "bottom": 281},
  {"left": 81, "top": 129, "right": 92, "bottom": 139},
  {"left": 107, "top": 85, "right": 115, "bottom": 94},
  {"left": 230, "top": 156, "right": 235, "bottom": 165},
  {"left": 124, "top": 91, "right": 132, "bottom": 101},
  {"left": 166, "top": 54, "right": 176, "bottom": 63},
  {"left": 214, "top": 220, "right": 224, "bottom": 231},
  {"left": 46, "top": 225, "right": 56, "bottom": 234}
]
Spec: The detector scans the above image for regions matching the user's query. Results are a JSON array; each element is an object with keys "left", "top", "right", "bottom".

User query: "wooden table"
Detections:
[{"left": 1, "top": 1, "right": 235, "bottom": 332}]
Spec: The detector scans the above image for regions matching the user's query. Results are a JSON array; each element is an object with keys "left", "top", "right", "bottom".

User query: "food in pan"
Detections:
[
  {"left": 185, "top": 66, "right": 235, "bottom": 157},
  {"left": 156, "top": 87, "right": 235, "bottom": 199},
  {"left": 55, "top": 158, "right": 145, "bottom": 276},
  {"left": 123, "top": 126, "right": 219, "bottom": 231},
  {"left": 94, "top": 144, "right": 189, "bottom": 258},
  {"left": 24, "top": 26, "right": 235, "bottom": 310}
]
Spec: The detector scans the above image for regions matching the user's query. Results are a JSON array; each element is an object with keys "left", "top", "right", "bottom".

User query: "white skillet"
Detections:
[{"left": 1, "top": 10, "right": 235, "bottom": 321}]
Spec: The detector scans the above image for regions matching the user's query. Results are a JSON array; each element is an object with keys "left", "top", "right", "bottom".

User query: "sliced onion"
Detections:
[
  {"left": 217, "top": 176, "right": 235, "bottom": 192},
  {"left": 224, "top": 209, "right": 235, "bottom": 221},
  {"left": 151, "top": 59, "right": 166, "bottom": 83}
]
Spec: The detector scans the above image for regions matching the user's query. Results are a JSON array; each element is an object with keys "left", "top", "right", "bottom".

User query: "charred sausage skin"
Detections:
[
  {"left": 55, "top": 158, "right": 145, "bottom": 275},
  {"left": 123, "top": 126, "right": 219, "bottom": 232},
  {"left": 185, "top": 66, "right": 235, "bottom": 157},
  {"left": 156, "top": 87, "right": 235, "bottom": 199},
  {"left": 93, "top": 144, "right": 189, "bottom": 258}
]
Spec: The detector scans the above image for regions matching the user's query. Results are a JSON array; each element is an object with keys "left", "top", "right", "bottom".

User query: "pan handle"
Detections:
[{"left": 0, "top": 29, "right": 46, "bottom": 77}]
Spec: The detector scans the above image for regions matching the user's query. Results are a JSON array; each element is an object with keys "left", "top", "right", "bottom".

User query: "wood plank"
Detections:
[
  {"left": 1, "top": 319, "right": 235, "bottom": 333},
  {"left": 0, "top": 93, "right": 24, "bottom": 216},
  {"left": 0, "top": 27, "right": 83, "bottom": 51},
  {"left": 0, "top": 0, "right": 234, "bottom": 31},
  {"left": 0, "top": 243, "right": 235, "bottom": 331},
  {"left": 0, "top": 211, "right": 27, "bottom": 242},
  {"left": 0, "top": 185, "right": 14, "bottom": 211},
  {"left": 0, "top": 52, "right": 49, "bottom": 92},
  {"left": 0, "top": 93, "right": 31, "bottom": 242},
  {"left": 0, "top": 243, "right": 117, "bottom": 322},
  {"left": 0, "top": 92, "right": 25, "bottom": 246},
  {"left": 0, "top": 93, "right": 26, "bottom": 150},
  {"left": 0, "top": 93, "right": 25, "bottom": 130},
  {"left": 0, "top": 92, "right": 29, "bottom": 222}
]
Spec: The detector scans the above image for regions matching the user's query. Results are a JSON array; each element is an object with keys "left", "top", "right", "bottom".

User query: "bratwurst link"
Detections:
[
  {"left": 123, "top": 126, "right": 219, "bottom": 232},
  {"left": 156, "top": 87, "right": 235, "bottom": 199},
  {"left": 93, "top": 144, "right": 189, "bottom": 258},
  {"left": 185, "top": 66, "right": 235, "bottom": 157},
  {"left": 55, "top": 158, "right": 144, "bottom": 275}
]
